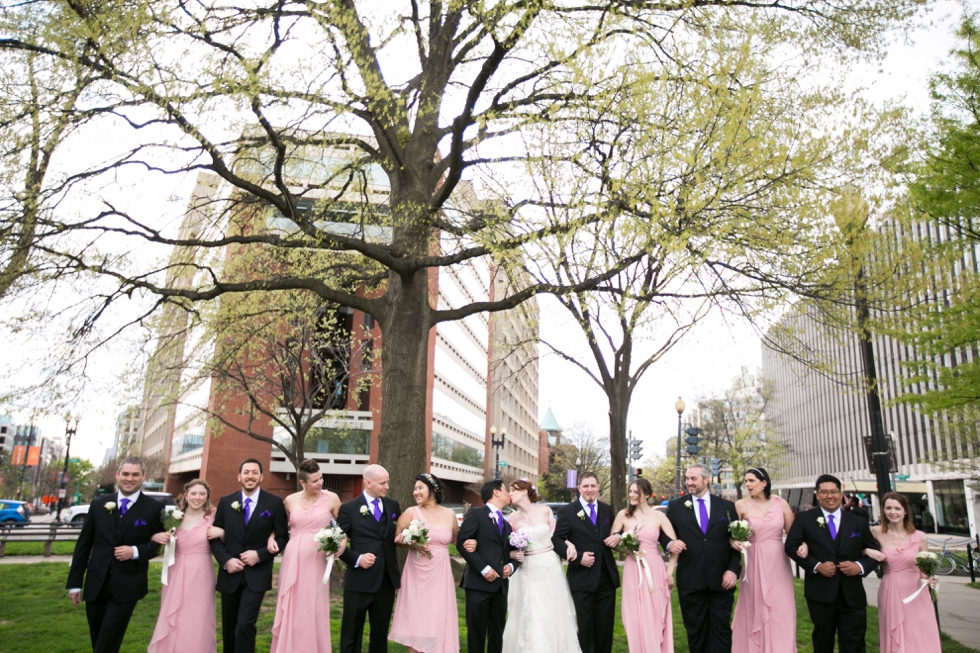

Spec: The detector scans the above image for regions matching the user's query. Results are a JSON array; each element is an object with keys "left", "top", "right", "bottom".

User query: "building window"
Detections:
[
  {"left": 933, "top": 480, "right": 969, "bottom": 535},
  {"left": 432, "top": 433, "right": 484, "bottom": 468},
  {"left": 309, "top": 427, "right": 371, "bottom": 455}
]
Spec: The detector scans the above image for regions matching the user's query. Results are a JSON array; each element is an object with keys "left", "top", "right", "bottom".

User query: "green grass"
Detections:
[
  {"left": 1, "top": 541, "right": 76, "bottom": 556},
  {"left": 967, "top": 582, "right": 980, "bottom": 591},
  {"left": 0, "top": 563, "right": 975, "bottom": 653}
]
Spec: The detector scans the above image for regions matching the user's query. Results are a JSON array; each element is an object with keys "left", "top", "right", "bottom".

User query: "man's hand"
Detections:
[
  {"left": 838, "top": 561, "right": 862, "bottom": 577},
  {"left": 69, "top": 590, "right": 82, "bottom": 607},
  {"left": 462, "top": 539, "right": 477, "bottom": 553},
  {"left": 483, "top": 568, "right": 500, "bottom": 582},
  {"left": 603, "top": 533, "right": 622, "bottom": 548},
  {"left": 113, "top": 546, "right": 134, "bottom": 561},
  {"left": 502, "top": 564, "right": 513, "bottom": 579},
  {"left": 225, "top": 558, "right": 245, "bottom": 574},
  {"left": 580, "top": 551, "right": 596, "bottom": 568},
  {"left": 668, "top": 540, "right": 687, "bottom": 555},
  {"left": 816, "top": 561, "right": 837, "bottom": 578},
  {"left": 358, "top": 553, "right": 377, "bottom": 569},
  {"left": 721, "top": 570, "right": 738, "bottom": 590},
  {"left": 240, "top": 550, "right": 260, "bottom": 566}
]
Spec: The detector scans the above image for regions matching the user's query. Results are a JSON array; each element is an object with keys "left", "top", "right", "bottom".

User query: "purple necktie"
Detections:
[
  {"left": 588, "top": 503, "right": 597, "bottom": 525},
  {"left": 495, "top": 510, "right": 503, "bottom": 535},
  {"left": 828, "top": 514, "right": 837, "bottom": 539},
  {"left": 698, "top": 498, "right": 709, "bottom": 535},
  {"left": 373, "top": 499, "right": 382, "bottom": 522},
  {"left": 119, "top": 498, "right": 130, "bottom": 516},
  {"left": 243, "top": 497, "right": 252, "bottom": 524}
]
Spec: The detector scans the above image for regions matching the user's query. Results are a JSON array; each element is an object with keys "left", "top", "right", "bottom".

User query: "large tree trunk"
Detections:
[
  {"left": 375, "top": 267, "right": 432, "bottom": 507},
  {"left": 607, "top": 382, "right": 632, "bottom": 514}
]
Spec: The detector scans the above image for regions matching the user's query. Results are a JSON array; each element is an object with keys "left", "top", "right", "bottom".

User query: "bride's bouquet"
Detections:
[
  {"left": 160, "top": 508, "right": 184, "bottom": 586},
  {"left": 728, "top": 519, "right": 753, "bottom": 580},
  {"left": 509, "top": 530, "right": 530, "bottom": 551},
  {"left": 314, "top": 523, "right": 346, "bottom": 587},
  {"left": 905, "top": 551, "right": 940, "bottom": 604},
  {"left": 402, "top": 518, "right": 430, "bottom": 559}
]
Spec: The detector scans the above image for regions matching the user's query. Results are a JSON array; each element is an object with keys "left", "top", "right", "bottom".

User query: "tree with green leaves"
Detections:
[{"left": 0, "top": 0, "right": 922, "bottom": 503}]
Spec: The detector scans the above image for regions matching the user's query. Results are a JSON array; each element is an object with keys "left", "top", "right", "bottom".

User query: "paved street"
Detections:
[{"left": 863, "top": 573, "right": 980, "bottom": 650}]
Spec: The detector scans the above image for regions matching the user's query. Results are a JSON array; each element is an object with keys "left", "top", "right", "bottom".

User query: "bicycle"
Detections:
[{"left": 935, "top": 540, "right": 980, "bottom": 575}]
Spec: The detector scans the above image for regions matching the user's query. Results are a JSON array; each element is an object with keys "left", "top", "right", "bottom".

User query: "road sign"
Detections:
[
  {"left": 58, "top": 489, "right": 66, "bottom": 499},
  {"left": 497, "top": 461, "right": 508, "bottom": 467},
  {"left": 895, "top": 474, "right": 910, "bottom": 481},
  {"left": 68, "top": 457, "right": 81, "bottom": 463}
]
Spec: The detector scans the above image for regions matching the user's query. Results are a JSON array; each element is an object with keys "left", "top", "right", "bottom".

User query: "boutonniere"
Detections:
[
  {"left": 360, "top": 505, "right": 370, "bottom": 516},
  {"left": 577, "top": 510, "right": 586, "bottom": 521},
  {"left": 105, "top": 502, "right": 116, "bottom": 514},
  {"left": 684, "top": 500, "right": 692, "bottom": 509},
  {"left": 817, "top": 517, "right": 826, "bottom": 528},
  {"left": 231, "top": 501, "right": 241, "bottom": 512}
]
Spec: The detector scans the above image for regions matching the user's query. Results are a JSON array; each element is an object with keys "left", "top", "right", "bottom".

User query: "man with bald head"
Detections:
[{"left": 338, "top": 464, "right": 402, "bottom": 653}]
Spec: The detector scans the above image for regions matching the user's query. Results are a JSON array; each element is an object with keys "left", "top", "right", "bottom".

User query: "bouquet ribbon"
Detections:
[
  {"left": 903, "top": 578, "right": 938, "bottom": 604},
  {"left": 739, "top": 542, "right": 751, "bottom": 582},
  {"left": 636, "top": 552, "right": 656, "bottom": 594},
  {"left": 161, "top": 532, "right": 177, "bottom": 586},
  {"left": 321, "top": 554, "right": 336, "bottom": 590}
]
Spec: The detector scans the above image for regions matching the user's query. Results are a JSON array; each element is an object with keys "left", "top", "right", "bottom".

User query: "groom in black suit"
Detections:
[
  {"left": 211, "top": 458, "right": 288, "bottom": 653},
  {"left": 660, "top": 464, "right": 741, "bottom": 653},
  {"left": 458, "top": 479, "right": 520, "bottom": 653},
  {"left": 67, "top": 456, "right": 165, "bottom": 653},
  {"left": 337, "top": 464, "right": 402, "bottom": 653},
  {"left": 551, "top": 471, "right": 619, "bottom": 653},
  {"left": 785, "top": 474, "right": 879, "bottom": 653}
]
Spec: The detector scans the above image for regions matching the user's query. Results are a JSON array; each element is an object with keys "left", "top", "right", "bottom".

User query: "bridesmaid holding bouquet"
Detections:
[
  {"left": 269, "top": 458, "right": 342, "bottom": 653},
  {"left": 147, "top": 479, "right": 224, "bottom": 653}
]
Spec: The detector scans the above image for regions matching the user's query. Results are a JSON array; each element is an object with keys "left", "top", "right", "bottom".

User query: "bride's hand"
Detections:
[
  {"left": 565, "top": 541, "right": 578, "bottom": 562},
  {"left": 510, "top": 550, "right": 525, "bottom": 562}
]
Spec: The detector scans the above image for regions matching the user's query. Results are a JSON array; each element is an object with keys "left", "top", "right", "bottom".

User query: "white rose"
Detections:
[
  {"left": 231, "top": 501, "right": 241, "bottom": 511},
  {"left": 684, "top": 501, "right": 693, "bottom": 509},
  {"left": 817, "top": 517, "right": 826, "bottom": 527},
  {"left": 105, "top": 502, "right": 116, "bottom": 513},
  {"left": 360, "top": 505, "right": 370, "bottom": 516},
  {"left": 577, "top": 510, "right": 586, "bottom": 520},
  {"left": 172, "top": 510, "right": 184, "bottom": 520}
]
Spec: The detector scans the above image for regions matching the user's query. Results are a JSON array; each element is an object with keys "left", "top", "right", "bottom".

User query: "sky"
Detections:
[{"left": 2, "top": 1, "right": 965, "bottom": 466}]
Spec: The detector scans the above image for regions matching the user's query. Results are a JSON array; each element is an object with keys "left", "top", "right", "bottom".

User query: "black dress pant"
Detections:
[
  {"left": 220, "top": 585, "right": 266, "bottom": 653},
  {"left": 464, "top": 587, "right": 507, "bottom": 653},
  {"left": 677, "top": 586, "right": 735, "bottom": 653},
  {"left": 571, "top": 570, "right": 617, "bottom": 653},
  {"left": 340, "top": 573, "right": 396, "bottom": 653},
  {"left": 85, "top": 576, "right": 138, "bottom": 653},
  {"left": 806, "top": 584, "right": 867, "bottom": 653}
]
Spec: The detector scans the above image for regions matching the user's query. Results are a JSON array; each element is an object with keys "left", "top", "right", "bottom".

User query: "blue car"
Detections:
[{"left": 0, "top": 500, "right": 30, "bottom": 526}]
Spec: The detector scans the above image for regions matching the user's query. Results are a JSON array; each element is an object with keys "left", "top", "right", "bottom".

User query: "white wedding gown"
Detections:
[{"left": 502, "top": 523, "right": 583, "bottom": 653}]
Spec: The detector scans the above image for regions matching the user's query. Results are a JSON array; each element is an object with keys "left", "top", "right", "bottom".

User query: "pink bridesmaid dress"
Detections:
[
  {"left": 270, "top": 492, "right": 337, "bottom": 653},
  {"left": 877, "top": 530, "right": 941, "bottom": 653},
  {"left": 621, "top": 525, "right": 673, "bottom": 653},
  {"left": 388, "top": 506, "right": 459, "bottom": 653},
  {"left": 147, "top": 513, "right": 217, "bottom": 653},
  {"left": 731, "top": 496, "right": 797, "bottom": 653}
]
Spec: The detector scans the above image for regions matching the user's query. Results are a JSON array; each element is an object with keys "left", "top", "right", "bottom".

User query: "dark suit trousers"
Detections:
[
  {"left": 85, "top": 575, "right": 138, "bottom": 653},
  {"left": 465, "top": 587, "right": 507, "bottom": 653},
  {"left": 221, "top": 585, "right": 266, "bottom": 653},
  {"left": 807, "top": 584, "right": 867, "bottom": 653},
  {"left": 571, "top": 569, "right": 616, "bottom": 653},
  {"left": 678, "top": 587, "right": 734, "bottom": 653},
  {"left": 341, "top": 573, "right": 396, "bottom": 653}
]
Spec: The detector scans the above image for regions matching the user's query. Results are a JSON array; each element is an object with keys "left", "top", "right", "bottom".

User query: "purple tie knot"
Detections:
[
  {"left": 119, "top": 498, "right": 130, "bottom": 515},
  {"left": 698, "top": 498, "right": 709, "bottom": 534},
  {"left": 588, "top": 503, "right": 597, "bottom": 525},
  {"left": 243, "top": 497, "right": 252, "bottom": 524},
  {"left": 373, "top": 498, "right": 382, "bottom": 522},
  {"left": 827, "top": 514, "right": 837, "bottom": 539}
]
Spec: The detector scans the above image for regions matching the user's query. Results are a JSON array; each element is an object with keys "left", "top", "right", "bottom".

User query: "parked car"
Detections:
[
  {"left": 61, "top": 491, "right": 177, "bottom": 524},
  {"left": 0, "top": 500, "right": 31, "bottom": 526}
]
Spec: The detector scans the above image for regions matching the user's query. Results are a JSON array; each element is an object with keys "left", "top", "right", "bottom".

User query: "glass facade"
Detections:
[
  {"left": 933, "top": 480, "right": 969, "bottom": 535},
  {"left": 432, "top": 433, "right": 484, "bottom": 468},
  {"left": 308, "top": 427, "right": 370, "bottom": 456}
]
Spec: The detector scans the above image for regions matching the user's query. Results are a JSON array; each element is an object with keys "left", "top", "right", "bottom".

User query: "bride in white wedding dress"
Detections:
[{"left": 463, "top": 479, "right": 583, "bottom": 653}]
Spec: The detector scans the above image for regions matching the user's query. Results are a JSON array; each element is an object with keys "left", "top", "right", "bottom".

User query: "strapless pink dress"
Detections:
[
  {"left": 270, "top": 492, "right": 337, "bottom": 653},
  {"left": 877, "top": 530, "right": 941, "bottom": 653},
  {"left": 621, "top": 525, "right": 673, "bottom": 653},
  {"left": 148, "top": 513, "right": 217, "bottom": 653},
  {"left": 388, "top": 506, "right": 459, "bottom": 653},
  {"left": 731, "top": 497, "right": 797, "bottom": 653}
]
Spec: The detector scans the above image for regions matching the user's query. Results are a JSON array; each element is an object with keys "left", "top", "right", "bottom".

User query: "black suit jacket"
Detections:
[
  {"left": 211, "top": 490, "right": 288, "bottom": 594},
  {"left": 784, "top": 507, "right": 879, "bottom": 607},
  {"left": 662, "top": 495, "right": 741, "bottom": 592},
  {"left": 66, "top": 493, "right": 165, "bottom": 602},
  {"left": 457, "top": 505, "right": 521, "bottom": 594},
  {"left": 551, "top": 500, "right": 620, "bottom": 592},
  {"left": 337, "top": 494, "right": 402, "bottom": 593}
]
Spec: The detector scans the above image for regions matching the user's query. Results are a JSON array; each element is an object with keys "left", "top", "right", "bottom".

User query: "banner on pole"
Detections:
[{"left": 566, "top": 469, "right": 578, "bottom": 489}]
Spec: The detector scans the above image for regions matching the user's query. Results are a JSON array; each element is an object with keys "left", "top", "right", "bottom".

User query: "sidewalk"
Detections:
[{"left": 864, "top": 573, "right": 980, "bottom": 650}]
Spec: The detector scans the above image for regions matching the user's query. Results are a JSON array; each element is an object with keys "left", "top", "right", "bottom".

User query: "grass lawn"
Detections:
[
  {"left": 0, "top": 563, "right": 975, "bottom": 653},
  {"left": 968, "top": 582, "right": 980, "bottom": 591},
  {"left": 1, "top": 541, "right": 77, "bottom": 556}
]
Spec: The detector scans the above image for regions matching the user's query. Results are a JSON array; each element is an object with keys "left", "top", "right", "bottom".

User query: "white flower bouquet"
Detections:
[
  {"left": 160, "top": 508, "right": 185, "bottom": 586},
  {"left": 911, "top": 551, "right": 940, "bottom": 603},
  {"left": 729, "top": 519, "right": 753, "bottom": 580},
  {"left": 402, "top": 519, "right": 431, "bottom": 559},
  {"left": 314, "top": 523, "right": 347, "bottom": 587}
]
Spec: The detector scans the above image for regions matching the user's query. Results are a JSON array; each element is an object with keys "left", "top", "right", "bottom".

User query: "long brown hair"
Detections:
[
  {"left": 625, "top": 478, "right": 653, "bottom": 518},
  {"left": 880, "top": 492, "right": 915, "bottom": 535},
  {"left": 179, "top": 479, "right": 213, "bottom": 515}
]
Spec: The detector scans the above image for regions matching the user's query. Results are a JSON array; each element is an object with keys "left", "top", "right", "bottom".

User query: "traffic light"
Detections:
[
  {"left": 629, "top": 438, "right": 643, "bottom": 461},
  {"left": 710, "top": 458, "right": 722, "bottom": 477},
  {"left": 635, "top": 468, "right": 643, "bottom": 477},
  {"left": 684, "top": 426, "right": 702, "bottom": 456}
]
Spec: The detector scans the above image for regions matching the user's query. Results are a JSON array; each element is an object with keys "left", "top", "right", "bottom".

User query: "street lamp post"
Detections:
[
  {"left": 57, "top": 417, "right": 78, "bottom": 522},
  {"left": 490, "top": 426, "right": 506, "bottom": 480},
  {"left": 674, "top": 397, "right": 685, "bottom": 498}
]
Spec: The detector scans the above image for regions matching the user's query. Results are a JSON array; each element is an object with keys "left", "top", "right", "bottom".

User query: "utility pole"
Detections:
[{"left": 57, "top": 417, "right": 78, "bottom": 521}]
